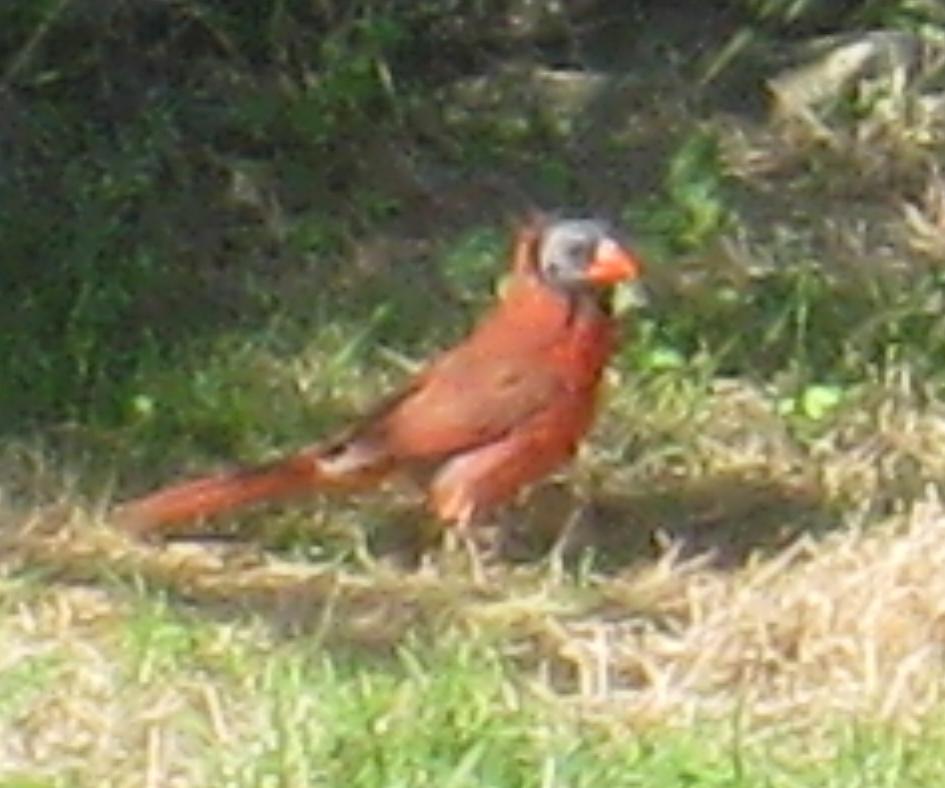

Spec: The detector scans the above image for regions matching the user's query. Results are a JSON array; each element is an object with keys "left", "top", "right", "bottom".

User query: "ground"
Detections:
[{"left": 4, "top": 2, "right": 945, "bottom": 785}]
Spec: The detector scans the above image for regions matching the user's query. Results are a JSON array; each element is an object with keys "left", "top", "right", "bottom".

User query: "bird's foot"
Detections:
[{"left": 437, "top": 514, "right": 503, "bottom": 587}]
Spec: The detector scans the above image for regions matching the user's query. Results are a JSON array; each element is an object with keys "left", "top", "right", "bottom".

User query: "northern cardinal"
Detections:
[{"left": 115, "top": 215, "right": 642, "bottom": 538}]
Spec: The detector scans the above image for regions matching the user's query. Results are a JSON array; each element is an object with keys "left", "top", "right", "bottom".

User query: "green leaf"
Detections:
[{"left": 800, "top": 384, "right": 844, "bottom": 420}]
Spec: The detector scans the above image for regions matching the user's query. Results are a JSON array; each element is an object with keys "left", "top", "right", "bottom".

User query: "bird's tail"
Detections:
[{"left": 114, "top": 447, "right": 384, "bottom": 536}]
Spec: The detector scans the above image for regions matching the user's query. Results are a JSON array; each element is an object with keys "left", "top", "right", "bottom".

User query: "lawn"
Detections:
[{"left": 4, "top": 1, "right": 945, "bottom": 785}]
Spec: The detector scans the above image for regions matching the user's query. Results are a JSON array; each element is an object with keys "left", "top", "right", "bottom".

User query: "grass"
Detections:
[
  {"left": 3, "top": 540, "right": 945, "bottom": 786},
  {"left": 7, "top": 1, "right": 945, "bottom": 785}
]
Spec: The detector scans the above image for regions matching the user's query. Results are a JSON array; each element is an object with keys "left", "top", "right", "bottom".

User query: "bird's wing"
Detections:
[{"left": 364, "top": 346, "right": 566, "bottom": 460}]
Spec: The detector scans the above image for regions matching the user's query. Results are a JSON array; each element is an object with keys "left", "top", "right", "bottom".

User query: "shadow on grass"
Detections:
[
  {"left": 498, "top": 472, "right": 834, "bottom": 571},
  {"left": 3, "top": 460, "right": 838, "bottom": 655},
  {"left": 0, "top": 0, "right": 755, "bottom": 440}
]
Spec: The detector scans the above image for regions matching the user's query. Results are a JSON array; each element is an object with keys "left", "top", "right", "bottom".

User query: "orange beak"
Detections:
[{"left": 584, "top": 237, "right": 643, "bottom": 285}]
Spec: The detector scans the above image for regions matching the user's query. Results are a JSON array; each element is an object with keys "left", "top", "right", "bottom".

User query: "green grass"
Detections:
[{"left": 2, "top": 576, "right": 944, "bottom": 787}]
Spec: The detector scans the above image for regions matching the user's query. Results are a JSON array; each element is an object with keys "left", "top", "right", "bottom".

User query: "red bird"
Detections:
[{"left": 115, "top": 215, "right": 642, "bottom": 538}]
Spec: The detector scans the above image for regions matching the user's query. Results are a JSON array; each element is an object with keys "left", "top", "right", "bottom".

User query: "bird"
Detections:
[{"left": 114, "top": 214, "right": 643, "bottom": 542}]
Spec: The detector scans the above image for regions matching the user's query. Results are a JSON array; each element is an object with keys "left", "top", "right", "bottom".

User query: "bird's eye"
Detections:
[{"left": 565, "top": 240, "right": 590, "bottom": 261}]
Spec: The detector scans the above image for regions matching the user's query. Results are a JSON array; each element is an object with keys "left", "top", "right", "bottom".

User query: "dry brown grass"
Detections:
[{"left": 4, "top": 366, "right": 945, "bottom": 777}]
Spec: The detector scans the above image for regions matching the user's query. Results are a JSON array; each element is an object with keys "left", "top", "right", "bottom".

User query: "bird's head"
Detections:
[{"left": 516, "top": 217, "right": 642, "bottom": 293}]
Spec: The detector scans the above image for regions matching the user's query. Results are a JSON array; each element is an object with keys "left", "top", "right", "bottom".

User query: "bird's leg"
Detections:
[
  {"left": 442, "top": 505, "right": 489, "bottom": 586},
  {"left": 546, "top": 497, "right": 590, "bottom": 580},
  {"left": 350, "top": 519, "right": 378, "bottom": 572}
]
